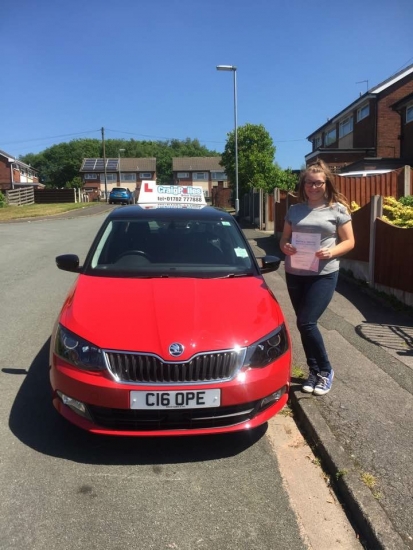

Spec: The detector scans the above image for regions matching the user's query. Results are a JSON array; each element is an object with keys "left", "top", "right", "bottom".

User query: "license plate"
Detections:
[{"left": 130, "top": 389, "right": 221, "bottom": 410}]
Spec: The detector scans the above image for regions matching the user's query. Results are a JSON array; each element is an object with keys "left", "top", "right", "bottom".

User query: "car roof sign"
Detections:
[{"left": 138, "top": 180, "right": 206, "bottom": 207}]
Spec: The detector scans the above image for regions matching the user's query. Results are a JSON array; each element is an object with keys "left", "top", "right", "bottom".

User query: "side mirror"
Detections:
[
  {"left": 259, "top": 255, "right": 281, "bottom": 274},
  {"left": 56, "top": 254, "right": 80, "bottom": 273}
]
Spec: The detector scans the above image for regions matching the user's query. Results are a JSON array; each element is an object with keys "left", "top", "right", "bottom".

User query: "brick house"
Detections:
[
  {"left": 0, "top": 149, "right": 41, "bottom": 192},
  {"left": 172, "top": 157, "right": 228, "bottom": 201},
  {"left": 306, "top": 64, "right": 413, "bottom": 173},
  {"left": 79, "top": 157, "right": 156, "bottom": 200}
]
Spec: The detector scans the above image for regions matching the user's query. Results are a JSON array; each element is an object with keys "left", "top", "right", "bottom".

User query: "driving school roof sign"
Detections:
[{"left": 138, "top": 180, "right": 206, "bottom": 206}]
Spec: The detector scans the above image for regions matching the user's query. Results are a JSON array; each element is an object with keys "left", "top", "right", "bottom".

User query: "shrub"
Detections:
[
  {"left": 382, "top": 196, "right": 413, "bottom": 228},
  {"left": 0, "top": 191, "right": 5, "bottom": 208},
  {"left": 398, "top": 195, "right": 413, "bottom": 207}
]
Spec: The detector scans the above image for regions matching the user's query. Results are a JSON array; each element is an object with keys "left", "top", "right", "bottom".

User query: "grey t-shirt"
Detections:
[{"left": 284, "top": 202, "right": 351, "bottom": 276}]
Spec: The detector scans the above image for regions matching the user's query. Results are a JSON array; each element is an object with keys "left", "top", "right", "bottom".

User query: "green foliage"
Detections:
[
  {"left": 65, "top": 176, "right": 83, "bottom": 189},
  {"left": 273, "top": 166, "right": 298, "bottom": 192},
  {"left": 20, "top": 137, "right": 220, "bottom": 187},
  {"left": 398, "top": 195, "right": 413, "bottom": 207},
  {"left": 0, "top": 191, "right": 5, "bottom": 207},
  {"left": 382, "top": 196, "right": 413, "bottom": 228},
  {"left": 221, "top": 123, "right": 276, "bottom": 196},
  {"left": 220, "top": 123, "right": 297, "bottom": 195}
]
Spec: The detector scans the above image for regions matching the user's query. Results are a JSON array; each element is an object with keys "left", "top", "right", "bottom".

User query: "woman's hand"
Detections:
[
  {"left": 282, "top": 242, "right": 297, "bottom": 256},
  {"left": 315, "top": 247, "right": 332, "bottom": 260}
]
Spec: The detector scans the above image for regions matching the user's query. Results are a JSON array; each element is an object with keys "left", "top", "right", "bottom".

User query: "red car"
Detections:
[{"left": 50, "top": 195, "right": 291, "bottom": 436}]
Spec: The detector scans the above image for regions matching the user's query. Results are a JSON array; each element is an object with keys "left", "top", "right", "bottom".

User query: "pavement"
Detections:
[
  {"left": 242, "top": 220, "right": 413, "bottom": 550},
  {"left": 6, "top": 204, "right": 413, "bottom": 549}
]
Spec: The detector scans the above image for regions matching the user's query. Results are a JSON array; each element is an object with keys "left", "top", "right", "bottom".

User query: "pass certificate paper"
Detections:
[{"left": 290, "top": 232, "right": 321, "bottom": 272}]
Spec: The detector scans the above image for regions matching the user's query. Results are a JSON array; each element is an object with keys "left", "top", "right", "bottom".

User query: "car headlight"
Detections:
[
  {"left": 244, "top": 325, "right": 289, "bottom": 368},
  {"left": 55, "top": 325, "right": 105, "bottom": 371}
]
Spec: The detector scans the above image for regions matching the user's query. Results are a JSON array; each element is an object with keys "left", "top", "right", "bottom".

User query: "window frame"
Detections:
[
  {"left": 325, "top": 128, "right": 337, "bottom": 146},
  {"left": 211, "top": 171, "right": 227, "bottom": 180},
  {"left": 121, "top": 173, "right": 137, "bottom": 182},
  {"left": 339, "top": 116, "right": 354, "bottom": 138},
  {"left": 357, "top": 104, "right": 370, "bottom": 122},
  {"left": 194, "top": 172, "right": 207, "bottom": 180},
  {"left": 139, "top": 172, "right": 152, "bottom": 179},
  {"left": 100, "top": 173, "right": 117, "bottom": 182},
  {"left": 406, "top": 104, "right": 413, "bottom": 124}
]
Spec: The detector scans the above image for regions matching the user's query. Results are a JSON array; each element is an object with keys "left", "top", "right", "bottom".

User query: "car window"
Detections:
[{"left": 88, "top": 217, "right": 254, "bottom": 278}]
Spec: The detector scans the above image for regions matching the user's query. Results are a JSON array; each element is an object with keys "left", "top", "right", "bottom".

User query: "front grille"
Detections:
[
  {"left": 105, "top": 350, "right": 242, "bottom": 384},
  {"left": 88, "top": 401, "right": 259, "bottom": 431}
]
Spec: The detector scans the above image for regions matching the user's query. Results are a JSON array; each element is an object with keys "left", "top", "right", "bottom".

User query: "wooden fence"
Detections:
[
  {"left": 6, "top": 187, "right": 35, "bottom": 206},
  {"left": 273, "top": 165, "right": 413, "bottom": 234},
  {"left": 34, "top": 189, "right": 77, "bottom": 203},
  {"left": 248, "top": 166, "right": 413, "bottom": 305},
  {"left": 340, "top": 197, "right": 413, "bottom": 305}
]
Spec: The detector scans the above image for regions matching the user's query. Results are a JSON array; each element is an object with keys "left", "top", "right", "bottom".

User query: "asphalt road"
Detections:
[{"left": 0, "top": 210, "right": 363, "bottom": 550}]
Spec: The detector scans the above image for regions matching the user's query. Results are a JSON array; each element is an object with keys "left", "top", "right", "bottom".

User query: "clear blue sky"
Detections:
[{"left": 1, "top": 0, "right": 412, "bottom": 169}]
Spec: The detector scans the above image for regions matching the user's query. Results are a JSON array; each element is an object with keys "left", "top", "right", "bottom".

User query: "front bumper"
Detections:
[{"left": 50, "top": 353, "right": 291, "bottom": 436}]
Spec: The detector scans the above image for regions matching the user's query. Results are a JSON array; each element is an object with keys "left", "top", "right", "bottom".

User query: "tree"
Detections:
[
  {"left": 220, "top": 123, "right": 298, "bottom": 195},
  {"left": 20, "top": 137, "right": 220, "bottom": 187},
  {"left": 273, "top": 165, "right": 298, "bottom": 192}
]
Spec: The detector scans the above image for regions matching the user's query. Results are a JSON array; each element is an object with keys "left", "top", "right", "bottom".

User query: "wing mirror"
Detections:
[
  {"left": 56, "top": 254, "right": 81, "bottom": 273},
  {"left": 259, "top": 255, "right": 281, "bottom": 274}
]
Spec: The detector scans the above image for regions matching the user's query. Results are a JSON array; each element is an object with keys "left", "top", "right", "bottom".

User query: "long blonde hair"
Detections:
[{"left": 297, "top": 160, "right": 350, "bottom": 213}]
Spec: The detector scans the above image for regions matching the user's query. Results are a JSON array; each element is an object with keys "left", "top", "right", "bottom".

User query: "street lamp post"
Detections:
[
  {"left": 118, "top": 148, "right": 125, "bottom": 187},
  {"left": 216, "top": 64, "right": 239, "bottom": 214}
]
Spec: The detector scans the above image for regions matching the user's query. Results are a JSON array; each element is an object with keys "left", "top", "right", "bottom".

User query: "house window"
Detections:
[
  {"left": 100, "top": 173, "right": 117, "bottom": 182},
  {"left": 357, "top": 104, "right": 370, "bottom": 122},
  {"left": 194, "top": 172, "right": 207, "bottom": 180},
  {"left": 84, "top": 173, "right": 97, "bottom": 179},
  {"left": 406, "top": 104, "right": 413, "bottom": 124},
  {"left": 211, "top": 171, "right": 227, "bottom": 180},
  {"left": 325, "top": 128, "right": 336, "bottom": 145},
  {"left": 177, "top": 172, "right": 189, "bottom": 178},
  {"left": 121, "top": 173, "right": 136, "bottom": 182},
  {"left": 313, "top": 136, "right": 322, "bottom": 149},
  {"left": 139, "top": 172, "right": 152, "bottom": 179},
  {"left": 339, "top": 116, "right": 353, "bottom": 138}
]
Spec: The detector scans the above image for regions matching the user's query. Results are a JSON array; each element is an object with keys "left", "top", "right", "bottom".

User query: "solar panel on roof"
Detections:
[
  {"left": 83, "top": 159, "right": 96, "bottom": 170},
  {"left": 95, "top": 160, "right": 105, "bottom": 170},
  {"left": 106, "top": 159, "right": 118, "bottom": 170}
]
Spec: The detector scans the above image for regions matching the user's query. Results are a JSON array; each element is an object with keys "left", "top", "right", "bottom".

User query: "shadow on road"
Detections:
[{"left": 7, "top": 339, "right": 267, "bottom": 465}]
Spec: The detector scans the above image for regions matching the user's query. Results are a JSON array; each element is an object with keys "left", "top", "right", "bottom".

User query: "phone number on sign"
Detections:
[{"left": 157, "top": 196, "right": 204, "bottom": 202}]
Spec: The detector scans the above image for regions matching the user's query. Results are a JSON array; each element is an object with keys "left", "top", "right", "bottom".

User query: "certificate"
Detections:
[{"left": 290, "top": 232, "right": 321, "bottom": 272}]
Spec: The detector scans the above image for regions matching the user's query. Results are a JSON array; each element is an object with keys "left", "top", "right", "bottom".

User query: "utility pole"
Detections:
[{"left": 101, "top": 127, "right": 108, "bottom": 201}]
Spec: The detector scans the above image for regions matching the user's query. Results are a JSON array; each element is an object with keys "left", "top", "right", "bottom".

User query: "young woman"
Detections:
[{"left": 280, "top": 160, "right": 355, "bottom": 395}]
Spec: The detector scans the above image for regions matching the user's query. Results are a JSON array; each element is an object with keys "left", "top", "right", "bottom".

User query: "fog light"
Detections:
[
  {"left": 57, "top": 391, "right": 86, "bottom": 414},
  {"left": 259, "top": 386, "right": 287, "bottom": 410}
]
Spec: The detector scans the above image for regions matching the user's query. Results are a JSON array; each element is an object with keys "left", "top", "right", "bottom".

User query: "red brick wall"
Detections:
[{"left": 376, "top": 74, "right": 413, "bottom": 157}]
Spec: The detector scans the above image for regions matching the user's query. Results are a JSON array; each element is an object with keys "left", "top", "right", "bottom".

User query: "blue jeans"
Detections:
[{"left": 285, "top": 271, "right": 338, "bottom": 373}]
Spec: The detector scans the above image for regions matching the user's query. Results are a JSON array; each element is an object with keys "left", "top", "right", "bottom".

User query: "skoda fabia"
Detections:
[{"left": 50, "top": 191, "right": 291, "bottom": 436}]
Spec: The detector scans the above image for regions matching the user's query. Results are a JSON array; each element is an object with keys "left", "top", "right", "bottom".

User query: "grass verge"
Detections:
[{"left": 0, "top": 202, "right": 101, "bottom": 221}]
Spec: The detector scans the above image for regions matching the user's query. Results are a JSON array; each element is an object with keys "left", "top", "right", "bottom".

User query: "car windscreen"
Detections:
[{"left": 86, "top": 217, "right": 255, "bottom": 278}]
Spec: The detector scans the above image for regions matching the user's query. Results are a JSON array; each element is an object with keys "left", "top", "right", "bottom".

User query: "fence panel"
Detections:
[
  {"left": 344, "top": 202, "right": 371, "bottom": 262},
  {"left": 374, "top": 219, "right": 413, "bottom": 294},
  {"left": 6, "top": 187, "right": 35, "bottom": 206},
  {"left": 332, "top": 168, "right": 405, "bottom": 207},
  {"left": 34, "top": 189, "right": 76, "bottom": 203}
]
